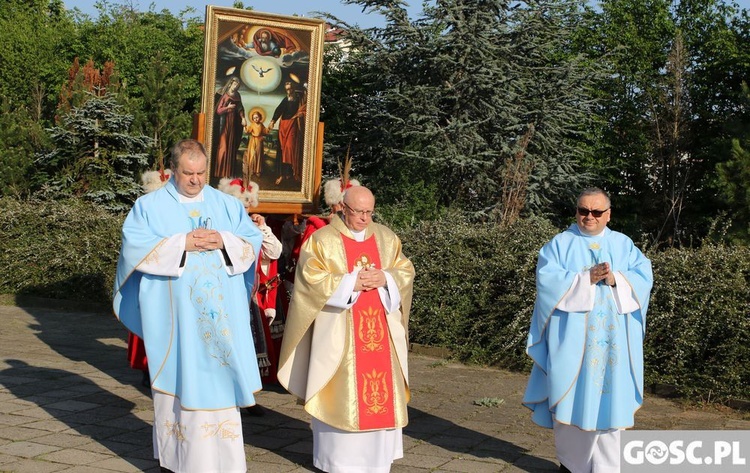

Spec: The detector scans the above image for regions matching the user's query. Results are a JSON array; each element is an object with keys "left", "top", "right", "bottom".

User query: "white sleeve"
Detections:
[
  {"left": 611, "top": 272, "right": 641, "bottom": 314},
  {"left": 377, "top": 271, "right": 401, "bottom": 313},
  {"left": 325, "top": 270, "right": 401, "bottom": 313},
  {"left": 259, "top": 224, "right": 283, "bottom": 260},
  {"left": 557, "top": 271, "right": 642, "bottom": 315},
  {"left": 135, "top": 234, "right": 187, "bottom": 277},
  {"left": 219, "top": 231, "right": 257, "bottom": 275},
  {"left": 557, "top": 271, "right": 596, "bottom": 313},
  {"left": 326, "top": 272, "right": 360, "bottom": 309}
]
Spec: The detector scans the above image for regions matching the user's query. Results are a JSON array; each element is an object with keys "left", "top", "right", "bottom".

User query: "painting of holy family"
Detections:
[{"left": 200, "top": 6, "right": 325, "bottom": 213}]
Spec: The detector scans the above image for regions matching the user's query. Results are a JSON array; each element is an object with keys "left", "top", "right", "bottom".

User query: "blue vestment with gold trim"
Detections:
[
  {"left": 113, "top": 180, "right": 263, "bottom": 410},
  {"left": 522, "top": 224, "right": 652, "bottom": 431}
]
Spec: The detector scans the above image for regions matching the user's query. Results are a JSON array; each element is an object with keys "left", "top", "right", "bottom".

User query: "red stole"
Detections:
[{"left": 343, "top": 234, "right": 396, "bottom": 430}]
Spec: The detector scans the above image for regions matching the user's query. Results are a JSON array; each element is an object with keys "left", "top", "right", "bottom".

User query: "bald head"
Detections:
[
  {"left": 344, "top": 186, "right": 374, "bottom": 206},
  {"left": 342, "top": 186, "right": 375, "bottom": 232}
]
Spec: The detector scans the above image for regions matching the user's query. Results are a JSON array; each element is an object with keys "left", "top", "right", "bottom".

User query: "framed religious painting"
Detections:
[{"left": 201, "top": 6, "right": 325, "bottom": 214}]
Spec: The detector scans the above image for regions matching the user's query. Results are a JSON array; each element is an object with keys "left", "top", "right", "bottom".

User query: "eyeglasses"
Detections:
[
  {"left": 577, "top": 207, "right": 610, "bottom": 218},
  {"left": 344, "top": 203, "right": 374, "bottom": 218}
]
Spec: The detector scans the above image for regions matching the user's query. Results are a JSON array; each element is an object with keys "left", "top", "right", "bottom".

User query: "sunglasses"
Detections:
[{"left": 577, "top": 207, "right": 609, "bottom": 217}]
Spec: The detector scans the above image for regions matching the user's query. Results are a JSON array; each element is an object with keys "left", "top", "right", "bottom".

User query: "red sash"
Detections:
[{"left": 343, "top": 234, "right": 396, "bottom": 430}]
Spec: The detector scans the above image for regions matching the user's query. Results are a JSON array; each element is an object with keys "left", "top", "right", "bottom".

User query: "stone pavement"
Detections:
[{"left": 0, "top": 305, "right": 748, "bottom": 473}]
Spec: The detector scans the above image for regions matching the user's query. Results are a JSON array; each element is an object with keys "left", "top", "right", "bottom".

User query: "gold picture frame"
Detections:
[{"left": 201, "top": 6, "right": 325, "bottom": 214}]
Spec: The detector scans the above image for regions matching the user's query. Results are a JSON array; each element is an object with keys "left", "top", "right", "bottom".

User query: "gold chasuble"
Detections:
[{"left": 278, "top": 215, "right": 414, "bottom": 432}]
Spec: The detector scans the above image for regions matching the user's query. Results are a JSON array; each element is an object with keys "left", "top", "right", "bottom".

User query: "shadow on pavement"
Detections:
[
  {"left": 406, "top": 406, "right": 559, "bottom": 472},
  {"left": 3, "top": 306, "right": 157, "bottom": 470},
  {"left": 241, "top": 405, "right": 320, "bottom": 470}
]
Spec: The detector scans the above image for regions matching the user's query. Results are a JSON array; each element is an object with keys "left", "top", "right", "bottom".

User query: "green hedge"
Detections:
[
  {"left": 646, "top": 245, "right": 750, "bottom": 401},
  {"left": 398, "top": 213, "right": 749, "bottom": 403},
  {"left": 1, "top": 197, "right": 748, "bottom": 402},
  {"left": 398, "top": 213, "right": 558, "bottom": 370},
  {"left": 0, "top": 196, "right": 123, "bottom": 302}
]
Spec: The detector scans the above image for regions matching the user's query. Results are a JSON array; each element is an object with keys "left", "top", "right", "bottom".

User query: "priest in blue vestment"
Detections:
[
  {"left": 113, "top": 139, "right": 264, "bottom": 473},
  {"left": 522, "top": 187, "right": 653, "bottom": 473}
]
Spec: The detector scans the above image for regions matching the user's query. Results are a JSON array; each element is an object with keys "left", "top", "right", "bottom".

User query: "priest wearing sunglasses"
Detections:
[{"left": 522, "top": 187, "right": 653, "bottom": 473}]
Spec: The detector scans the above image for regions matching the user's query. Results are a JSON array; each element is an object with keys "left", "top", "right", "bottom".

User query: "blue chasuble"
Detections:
[
  {"left": 522, "top": 224, "right": 652, "bottom": 431},
  {"left": 113, "top": 180, "right": 263, "bottom": 410}
]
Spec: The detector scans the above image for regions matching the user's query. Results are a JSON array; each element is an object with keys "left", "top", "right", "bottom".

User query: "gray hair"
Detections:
[
  {"left": 577, "top": 187, "right": 611, "bottom": 208},
  {"left": 169, "top": 139, "right": 207, "bottom": 170}
]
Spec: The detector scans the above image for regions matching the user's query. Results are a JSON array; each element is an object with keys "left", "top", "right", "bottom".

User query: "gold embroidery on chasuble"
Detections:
[
  {"left": 585, "top": 291, "right": 621, "bottom": 395},
  {"left": 189, "top": 252, "right": 234, "bottom": 367},
  {"left": 358, "top": 306, "right": 385, "bottom": 352},
  {"left": 240, "top": 241, "right": 253, "bottom": 263},
  {"left": 344, "top": 235, "right": 397, "bottom": 430},
  {"left": 296, "top": 221, "right": 411, "bottom": 432},
  {"left": 143, "top": 239, "right": 167, "bottom": 266},
  {"left": 362, "top": 368, "right": 390, "bottom": 415}
]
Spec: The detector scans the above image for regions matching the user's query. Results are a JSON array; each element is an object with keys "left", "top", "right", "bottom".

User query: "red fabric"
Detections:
[
  {"left": 257, "top": 306, "right": 278, "bottom": 385},
  {"left": 256, "top": 259, "right": 279, "bottom": 314},
  {"left": 256, "top": 258, "right": 280, "bottom": 384},
  {"left": 127, "top": 332, "right": 148, "bottom": 371},
  {"left": 291, "top": 216, "right": 329, "bottom": 265},
  {"left": 278, "top": 117, "right": 302, "bottom": 180},
  {"left": 229, "top": 178, "right": 245, "bottom": 193},
  {"left": 343, "top": 234, "right": 396, "bottom": 430}
]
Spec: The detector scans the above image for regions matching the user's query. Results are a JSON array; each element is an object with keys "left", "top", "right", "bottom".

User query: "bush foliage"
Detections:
[
  {"left": 646, "top": 245, "right": 750, "bottom": 402},
  {"left": 1, "top": 198, "right": 747, "bottom": 402},
  {"left": 398, "top": 213, "right": 558, "bottom": 370},
  {"left": 0, "top": 197, "right": 123, "bottom": 302}
]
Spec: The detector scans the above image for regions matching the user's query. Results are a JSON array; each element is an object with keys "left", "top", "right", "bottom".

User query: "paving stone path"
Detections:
[{"left": 0, "top": 305, "right": 747, "bottom": 472}]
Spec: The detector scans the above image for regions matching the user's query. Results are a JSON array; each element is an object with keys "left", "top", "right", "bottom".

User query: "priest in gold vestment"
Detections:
[{"left": 278, "top": 186, "right": 415, "bottom": 473}]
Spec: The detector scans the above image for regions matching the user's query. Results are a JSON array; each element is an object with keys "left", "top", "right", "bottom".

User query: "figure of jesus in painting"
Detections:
[{"left": 243, "top": 109, "right": 270, "bottom": 183}]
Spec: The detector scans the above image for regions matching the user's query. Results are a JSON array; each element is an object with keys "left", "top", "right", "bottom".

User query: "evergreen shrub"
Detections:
[
  {"left": 399, "top": 212, "right": 558, "bottom": 370},
  {"left": 0, "top": 197, "right": 747, "bottom": 402},
  {"left": 646, "top": 245, "right": 750, "bottom": 402},
  {"left": 399, "top": 212, "right": 749, "bottom": 402},
  {"left": 0, "top": 196, "right": 123, "bottom": 302}
]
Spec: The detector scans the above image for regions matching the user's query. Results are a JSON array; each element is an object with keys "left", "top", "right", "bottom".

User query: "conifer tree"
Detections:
[
  {"left": 323, "top": 0, "right": 602, "bottom": 222},
  {"left": 36, "top": 92, "right": 151, "bottom": 212}
]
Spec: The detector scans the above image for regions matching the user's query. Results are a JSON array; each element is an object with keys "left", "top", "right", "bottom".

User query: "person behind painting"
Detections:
[
  {"left": 113, "top": 139, "right": 264, "bottom": 473},
  {"left": 269, "top": 80, "right": 305, "bottom": 185},
  {"left": 213, "top": 76, "right": 245, "bottom": 179},
  {"left": 281, "top": 153, "right": 361, "bottom": 345},
  {"left": 218, "top": 177, "right": 283, "bottom": 416},
  {"left": 279, "top": 174, "right": 362, "bottom": 337},
  {"left": 242, "top": 110, "right": 270, "bottom": 182},
  {"left": 522, "top": 187, "right": 653, "bottom": 473},
  {"left": 278, "top": 186, "right": 415, "bottom": 473}
]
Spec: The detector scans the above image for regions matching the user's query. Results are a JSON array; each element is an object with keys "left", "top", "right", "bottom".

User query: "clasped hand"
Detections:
[
  {"left": 590, "top": 262, "right": 615, "bottom": 286},
  {"left": 186, "top": 229, "right": 224, "bottom": 252},
  {"left": 354, "top": 267, "right": 386, "bottom": 292}
]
